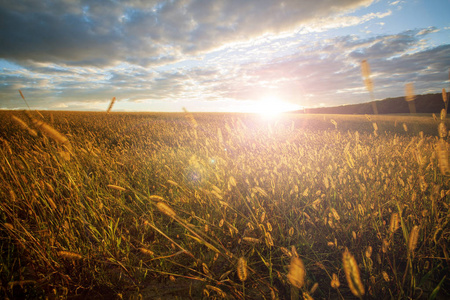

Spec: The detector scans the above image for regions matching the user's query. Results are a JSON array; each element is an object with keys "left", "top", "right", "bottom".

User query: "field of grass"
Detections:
[{"left": 1, "top": 110, "right": 449, "bottom": 299}]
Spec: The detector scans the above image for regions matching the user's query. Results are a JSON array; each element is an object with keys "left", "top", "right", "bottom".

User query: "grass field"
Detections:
[{"left": 1, "top": 110, "right": 449, "bottom": 299}]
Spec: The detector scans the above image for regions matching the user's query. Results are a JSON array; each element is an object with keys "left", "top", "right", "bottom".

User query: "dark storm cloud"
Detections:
[{"left": 0, "top": 0, "right": 373, "bottom": 66}]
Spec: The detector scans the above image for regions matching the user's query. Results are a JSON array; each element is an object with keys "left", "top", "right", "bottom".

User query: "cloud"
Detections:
[
  {"left": 203, "top": 29, "right": 450, "bottom": 107},
  {"left": 2, "top": 25, "right": 448, "bottom": 111},
  {"left": 1, "top": 0, "right": 374, "bottom": 66},
  {"left": 1, "top": 1, "right": 448, "bottom": 111}
]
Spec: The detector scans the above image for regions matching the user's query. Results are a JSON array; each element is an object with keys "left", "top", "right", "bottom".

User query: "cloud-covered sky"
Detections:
[{"left": 1, "top": 0, "right": 449, "bottom": 112}]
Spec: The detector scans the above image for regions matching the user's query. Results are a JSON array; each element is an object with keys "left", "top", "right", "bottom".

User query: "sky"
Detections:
[{"left": 0, "top": 0, "right": 449, "bottom": 113}]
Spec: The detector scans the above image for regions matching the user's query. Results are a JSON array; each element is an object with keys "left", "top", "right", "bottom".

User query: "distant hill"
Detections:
[{"left": 300, "top": 93, "right": 448, "bottom": 114}]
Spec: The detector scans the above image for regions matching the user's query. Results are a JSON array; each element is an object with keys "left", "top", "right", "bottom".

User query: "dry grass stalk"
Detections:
[
  {"left": 237, "top": 257, "right": 248, "bottom": 282},
  {"left": 106, "top": 97, "right": 116, "bottom": 113},
  {"left": 8, "top": 280, "right": 36, "bottom": 289},
  {"left": 342, "top": 249, "right": 365, "bottom": 297},
  {"left": 156, "top": 202, "right": 177, "bottom": 218},
  {"left": 205, "top": 285, "right": 226, "bottom": 297},
  {"left": 11, "top": 115, "right": 38, "bottom": 137},
  {"left": 287, "top": 256, "right": 306, "bottom": 288},
  {"left": 408, "top": 225, "right": 420, "bottom": 253}
]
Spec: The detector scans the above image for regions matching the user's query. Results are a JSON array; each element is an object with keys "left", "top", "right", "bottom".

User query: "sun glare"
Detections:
[{"left": 255, "top": 96, "right": 298, "bottom": 118}]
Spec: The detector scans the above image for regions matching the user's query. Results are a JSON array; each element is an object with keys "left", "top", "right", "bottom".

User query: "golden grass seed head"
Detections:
[
  {"left": 139, "top": 248, "right": 154, "bottom": 256},
  {"left": 287, "top": 256, "right": 306, "bottom": 288},
  {"left": 331, "top": 273, "right": 340, "bottom": 289},
  {"left": 289, "top": 227, "right": 294, "bottom": 237},
  {"left": 372, "top": 122, "right": 378, "bottom": 131},
  {"left": 29, "top": 117, "right": 72, "bottom": 149},
  {"left": 242, "top": 237, "right": 260, "bottom": 244},
  {"left": 107, "top": 184, "right": 126, "bottom": 191},
  {"left": 361, "top": 59, "right": 370, "bottom": 76},
  {"left": 265, "top": 232, "right": 274, "bottom": 247},
  {"left": 405, "top": 83, "right": 415, "bottom": 102},
  {"left": 237, "top": 257, "right": 248, "bottom": 282},
  {"left": 440, "top": 109, "right": 447, "bottom": 121},
  {"left": 266, "top": 222, "right": 272, "bottom": 232},
  {"left": 382, "top": 239, "right": 390, "bottom": 253},
  {"left": 443, "top": 88, "right": 448, "bottom": 104},
  {"left": 436, "top": 139, "right": 450, "bottom": 175},
  {"left": 408, "top": 225, "right": 420, "bottom": 253},
  {"left": 382, "top": 271, "right": 390, "bottom": 282},
  {"left": 439, "top": 122, "right": 447, "bottom": 138},
  {"left": 389, "top": 213, "right": 400, "bottom": 234},
  {"left": 330, "top": 208, "right": 340, "bottom": 221},
  {"left": 365, "top": 246, "right": 373, "bottom": 258},
  {"left": 280, "top": 247, "right": 292, "bottom": 258},
  {"left": 19, "top": 89, "right": 25, "bottom": 100},
  {"left": 310, "top": 282, "right": 319, "bottom": 294},
  {"left": 106, "top": 97, "right": 116, "bottom": 113},
  {"left": 58, "top": 250, "right": 83, "bottom": 260},
  {"left": 156, "top": 202, "right": 177, "bottom": 218},
  {"left": 342, "top": 249, "right": 365, "bottom": 297},
  {"left": 3, "top": 223, "right": 14, "bottom": 231},
  {"left": 11, "top": 115, "right": 38, "bottom": 137},
  {"left": 202, "top": 263, "right": 210, "bottom": 276},
  {"left": 291, "top": 245, "right": 298, "bottom": 258},
  {"left": 228, "top": 176, "right": 237, "bottom": 187}
]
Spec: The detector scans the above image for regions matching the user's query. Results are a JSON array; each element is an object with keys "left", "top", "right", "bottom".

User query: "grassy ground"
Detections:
[{"left": 0, "top": 110, "right": 449, "bottom": 299}]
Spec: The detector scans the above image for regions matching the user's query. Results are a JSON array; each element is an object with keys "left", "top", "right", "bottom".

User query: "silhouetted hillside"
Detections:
[{"left": 301, "top": 93, "right": 448, "bottom": 114}]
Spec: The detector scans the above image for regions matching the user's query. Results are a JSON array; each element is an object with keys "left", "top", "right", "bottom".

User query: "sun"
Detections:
[{"left": 255, "top": 96, "right": 297, "bottom": 118}]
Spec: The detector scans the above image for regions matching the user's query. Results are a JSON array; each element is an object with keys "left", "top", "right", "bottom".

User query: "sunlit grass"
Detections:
[{"left": 0, "top": 110, "right": 449, "bottom": 299}]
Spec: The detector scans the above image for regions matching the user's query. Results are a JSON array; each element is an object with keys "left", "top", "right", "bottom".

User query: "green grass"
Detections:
[{"left": 0, "top": 110, "right": 449, "bottom": 299}]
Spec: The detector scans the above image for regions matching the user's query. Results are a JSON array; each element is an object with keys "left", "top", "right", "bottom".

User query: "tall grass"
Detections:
[{"left": 0, "top": 109, "right": 449, "bottom": 299}]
